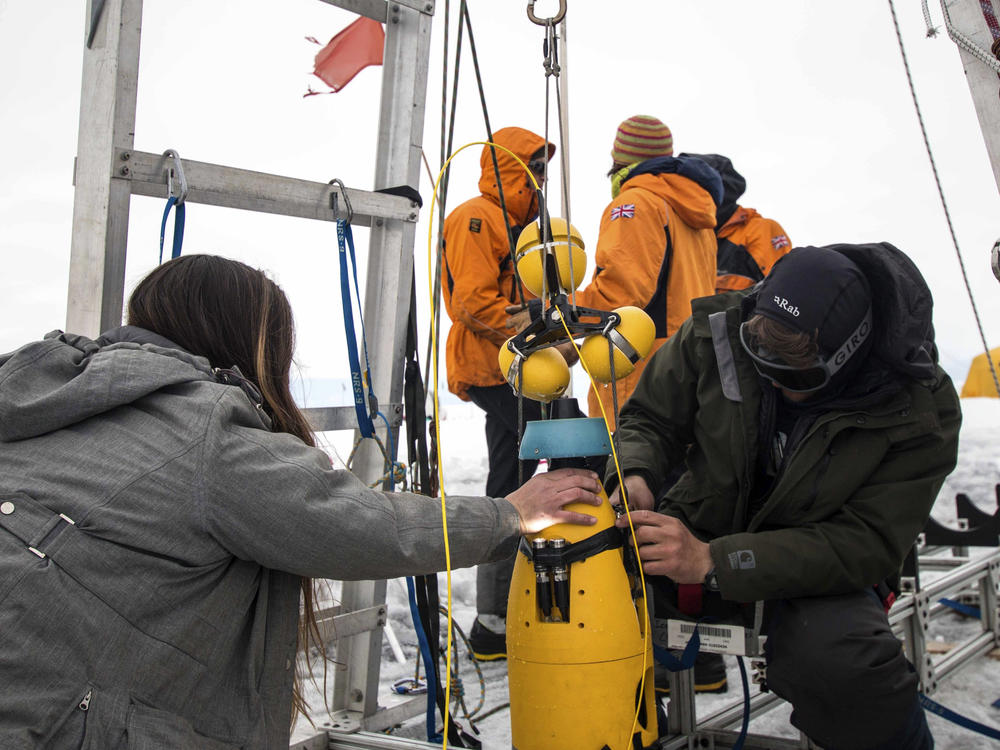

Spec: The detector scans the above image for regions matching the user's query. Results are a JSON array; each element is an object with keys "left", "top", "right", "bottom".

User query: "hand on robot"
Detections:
[
  {"left": 608, "top": 474, "right": 656, "bottom": 511},
  {"left": 506, "top": 468, "right": 604, "bottom": 534},
  {"left": 615, "top": 510, "right": 713, "bottom": 584}
]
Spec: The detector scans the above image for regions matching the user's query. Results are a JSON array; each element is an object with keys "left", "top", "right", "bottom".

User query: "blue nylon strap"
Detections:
[
  {"left": 158, "top": 196, "right": 185, "bottom": 265},
  {"left": 651, "top": 622, "right": 750, "bottom": 750},
  {"left": 651, "top": 627, "right": 701, "bottom": 672},
  {"left": 405, "top": 577, "right": 440, "bottom": 742},
  {"left": 919, "top": 692, "right": 1000, "bottom": 740},
  {"left": 938, "top": 597, "right": 982, "bottom": 618},
  {"left": 338, "top": 219, "right": 376, "bottom": 437}
]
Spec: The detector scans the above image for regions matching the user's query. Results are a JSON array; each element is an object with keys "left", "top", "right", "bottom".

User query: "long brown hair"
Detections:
[{"left": 127, "top": 254, "right": 325, "bottom": 718}]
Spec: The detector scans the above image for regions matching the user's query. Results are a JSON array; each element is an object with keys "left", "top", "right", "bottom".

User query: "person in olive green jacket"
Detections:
[{"left": 610, "top": 243, "right": 960, "bottom": 750}]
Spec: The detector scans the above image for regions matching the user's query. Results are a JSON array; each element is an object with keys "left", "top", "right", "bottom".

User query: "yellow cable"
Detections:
[
  {"left": 551, "top": 308, "right": 650, "bottom": 749},
  {"left": 426, "top": 142, "right": 539, "bottom": 748}
]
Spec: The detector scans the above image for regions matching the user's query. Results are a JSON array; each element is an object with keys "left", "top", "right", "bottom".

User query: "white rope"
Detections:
[
  {"left": 926, "top": 0, "right": 1000, "bottom": 72},
  {"left": 921, "top": 0, "right": 939, "bottom": 37},
  {"left": 888, "top": 0, "right": 1000, "bottom": 398}
]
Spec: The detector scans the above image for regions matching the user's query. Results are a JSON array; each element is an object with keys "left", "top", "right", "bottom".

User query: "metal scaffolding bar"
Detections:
[
  {"left": 67, "top": 0, "right": 143, "bottom": 338},
  {"left": 113, "top": 149, "right": 420, "bottom": 227}
]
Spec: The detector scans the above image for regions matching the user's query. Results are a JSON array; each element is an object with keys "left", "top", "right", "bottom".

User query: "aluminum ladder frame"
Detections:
[{"left": 68, "top": 0, "right": 434, "bottom": 740}]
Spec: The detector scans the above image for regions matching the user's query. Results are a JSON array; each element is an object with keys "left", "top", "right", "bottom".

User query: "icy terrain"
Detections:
[{"left": 292, "top": 398, "right": 1000, "bottom": 749}]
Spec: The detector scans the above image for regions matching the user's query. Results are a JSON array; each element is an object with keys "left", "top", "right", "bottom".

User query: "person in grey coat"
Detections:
[{"left": 0, "top": 254, "right": 603, "bottom": 750}]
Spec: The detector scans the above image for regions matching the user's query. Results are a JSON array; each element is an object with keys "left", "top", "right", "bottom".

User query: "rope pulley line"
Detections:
[{"left": 888, "top": 0, "right": 1000, "bottom": 398}]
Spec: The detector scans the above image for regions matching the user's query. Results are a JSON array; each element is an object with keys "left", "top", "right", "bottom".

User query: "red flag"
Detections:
[{"left": 309, "top": 17, "right": 385, "bottom": 94}]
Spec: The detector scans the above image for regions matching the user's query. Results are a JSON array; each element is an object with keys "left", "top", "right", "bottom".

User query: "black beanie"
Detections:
[{"left": 754, "top": 247, "right": 872, "bottom": 358}]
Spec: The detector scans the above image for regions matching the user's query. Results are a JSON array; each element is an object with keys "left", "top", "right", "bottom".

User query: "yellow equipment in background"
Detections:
[
  {"left": 505, "top": 417, "right": 659, "bottom": 749},
  {"left": 579, "top": 306, "right": 656, "bottom": 382},
  {"left": 515, "top": 218, "right": 587, "bottom": 296}
]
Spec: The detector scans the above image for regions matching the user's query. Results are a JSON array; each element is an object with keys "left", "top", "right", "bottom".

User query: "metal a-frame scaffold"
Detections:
[{"left": 69, "top": 1, "right": 438, "bottom": 747}]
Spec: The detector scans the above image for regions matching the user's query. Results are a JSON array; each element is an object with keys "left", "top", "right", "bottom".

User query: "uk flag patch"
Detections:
[
  {"left": 771, "top": 234, "right": 791, "bottom": 250},
  {"left": 610, "top": 204, "right": 635, "bottom": 220}
]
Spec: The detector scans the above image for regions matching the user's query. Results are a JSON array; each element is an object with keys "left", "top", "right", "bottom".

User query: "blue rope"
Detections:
[
  {"left": 158, "top": 196, "right": 185, "bottom": 264},
  {"left": 406, "top": 576, "right": 441, "bottom": 743},
  {"left": 919, "top": 693, "right": 1000, "bottom": 740},
  {"left": 338, "top": 218, "right": 376, "bottom": 437}
]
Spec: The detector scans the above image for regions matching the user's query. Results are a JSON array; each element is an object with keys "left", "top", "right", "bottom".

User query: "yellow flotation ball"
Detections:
[
  {"left": 579, "top": 306, "right": 656, "bottom": 383},
  {"left": 515, "top": 218, "right": 586, "bottom": 297},
  {"left": 498, "top": 339, "right": 571, "bottom": 403}
]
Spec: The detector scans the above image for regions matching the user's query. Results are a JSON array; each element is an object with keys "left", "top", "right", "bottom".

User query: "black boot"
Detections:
[
  {"left": 852, "top": 699, "right": 933, "bottom": 750},
  {"left": 655, "top": 652, "right": 728, "bottom": 695},
  {"left": 467, "top": 618, "right": 507, "bottom": 661}
]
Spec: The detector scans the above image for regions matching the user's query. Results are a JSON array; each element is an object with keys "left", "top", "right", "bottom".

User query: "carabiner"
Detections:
[
  {"left": 162, "top": 149, "right": 189, "bottom": 205},
  {"left": 329, "top": 178, "right": 354, "bottom": 224},
  {"left": 527, "top": 0, "right": 566, "bottom": 26}
]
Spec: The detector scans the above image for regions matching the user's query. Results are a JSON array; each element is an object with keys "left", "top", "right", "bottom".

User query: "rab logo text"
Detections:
[{"left": 773, "top": 296, "right": 800, "bottom": 317}]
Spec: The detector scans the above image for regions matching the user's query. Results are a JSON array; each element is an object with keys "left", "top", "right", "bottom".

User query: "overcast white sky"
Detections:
[{"left": 1, "top": 0, "right": 999, "bottom": 396}]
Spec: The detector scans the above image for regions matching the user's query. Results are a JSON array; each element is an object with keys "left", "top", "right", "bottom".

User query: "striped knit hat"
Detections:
[{"left": 610, "top": 115, "right": 673, "bottom": 165}]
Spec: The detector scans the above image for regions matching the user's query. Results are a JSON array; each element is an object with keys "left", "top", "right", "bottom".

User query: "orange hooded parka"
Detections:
[
  {"left": 572, "top": 155, "right": 722, "bottom": 426},
  {"left": 715, "top": 206, "right": 792, "bottom": 292},
  {"left": 442, "top": 127, "right": 553, "bottom": 400}
]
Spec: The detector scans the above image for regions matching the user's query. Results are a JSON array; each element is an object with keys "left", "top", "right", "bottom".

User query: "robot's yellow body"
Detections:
[{"left": 507, "top": 490, "right": 658, "bottom": 750}]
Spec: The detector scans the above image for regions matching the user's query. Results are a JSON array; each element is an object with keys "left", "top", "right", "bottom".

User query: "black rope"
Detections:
[
  {"left": 461, "top": 0, "right": 527, "bottom": 307},
  {"left": 608, "top": 336, "right": 624, "bottom": 470},
  {"left": 424, "top": 0, "right": 463, "bottom": 395},
  {"left": 517, "top": 359, "right": 525, "bottom": 487}
]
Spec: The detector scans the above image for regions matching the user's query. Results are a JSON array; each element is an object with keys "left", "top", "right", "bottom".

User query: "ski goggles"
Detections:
[{"left": 738, "top": 306, "right": 873, "bottom": 393}]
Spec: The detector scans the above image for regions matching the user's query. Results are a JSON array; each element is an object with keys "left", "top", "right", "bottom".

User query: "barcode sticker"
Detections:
[{"left": 666, "top": 619, "right": 746, "bottom": 655}]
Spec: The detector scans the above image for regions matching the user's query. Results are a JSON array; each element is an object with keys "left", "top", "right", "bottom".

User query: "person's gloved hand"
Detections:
[
  {"left": 504, "top": 299, "right": 543, "bottom": 333},
  {"left": 505, "top": 305, "right": 533, "bottom": 333}
]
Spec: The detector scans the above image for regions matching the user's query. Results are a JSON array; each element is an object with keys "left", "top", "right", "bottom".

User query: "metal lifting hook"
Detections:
[
  {"left": 328, "top": 178, "right": 354, "bottom": 224},
  {"left": 526, "top": 0, "right": 565, "bottom": 26},
  {"left": 162, "top": 149, "right": 188, "bottom": 205}
]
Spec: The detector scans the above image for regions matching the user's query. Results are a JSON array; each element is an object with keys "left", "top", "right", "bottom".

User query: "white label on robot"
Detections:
[{"left": 666, "top": 620, "right": 746, "bottom": 656}]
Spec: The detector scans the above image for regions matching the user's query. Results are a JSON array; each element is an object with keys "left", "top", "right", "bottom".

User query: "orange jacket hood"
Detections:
[
  {"left": 621, "top": 155, "right": 721, "bottom": 230},
  {"left": 719, "top": 206, "right": 761, "bottom": 238},
  {"left": 477, "top": 126, "right": 554, "bottom": 227}
]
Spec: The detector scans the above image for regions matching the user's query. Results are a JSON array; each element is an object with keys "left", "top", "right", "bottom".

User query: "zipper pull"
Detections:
[{"left": 79, "top": 689, "right": 92, "bottom": 712}]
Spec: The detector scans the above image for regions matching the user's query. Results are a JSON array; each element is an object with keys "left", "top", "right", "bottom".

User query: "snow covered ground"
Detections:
[{"left": 292, "top": 397, "right": 1000, "bottom": 749}]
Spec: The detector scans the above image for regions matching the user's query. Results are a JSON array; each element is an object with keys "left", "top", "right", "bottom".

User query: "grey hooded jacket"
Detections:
[{"left": 0, "top": 328, "right": 520, "bottom": 749}]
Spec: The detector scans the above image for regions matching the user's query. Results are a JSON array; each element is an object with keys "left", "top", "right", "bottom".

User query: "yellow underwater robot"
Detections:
[{"left": 506, "top": 418, "right": 659, "bottom": 750}]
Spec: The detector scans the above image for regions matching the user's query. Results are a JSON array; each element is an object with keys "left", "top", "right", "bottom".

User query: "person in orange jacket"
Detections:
[
  {"left": 684, "top": 153, "right": 792, "bottom": 293},
  {"left": 441, "top": 126, "right": 554, "bottom": 660},
  {"left": 571, "top": 115, "right": 721, "bottom": 429}
]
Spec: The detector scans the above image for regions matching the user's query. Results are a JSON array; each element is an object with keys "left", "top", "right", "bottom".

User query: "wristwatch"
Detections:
[{"left": 703, "top": 566, "right": 720, "bottom": 592}]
